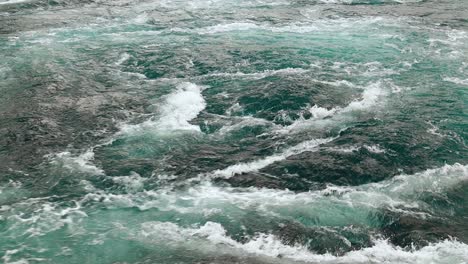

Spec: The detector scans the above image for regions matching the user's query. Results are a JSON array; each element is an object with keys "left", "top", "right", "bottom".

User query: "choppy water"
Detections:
[{"left": 1, "top": 0, "right": 468, "bottom": 263}]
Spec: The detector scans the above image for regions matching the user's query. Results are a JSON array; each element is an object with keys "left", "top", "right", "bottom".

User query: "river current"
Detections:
[{"left": 0, "top": 0, "right": 467, "bottom": 263}]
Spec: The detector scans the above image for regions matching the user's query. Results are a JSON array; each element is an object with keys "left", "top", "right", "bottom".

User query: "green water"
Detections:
[{"left": 0, "top": 0, "right": 467, "bottom": 263}]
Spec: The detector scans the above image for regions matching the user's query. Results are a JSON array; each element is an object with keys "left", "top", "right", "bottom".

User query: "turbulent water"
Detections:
[{"left": 1, "top": 0, "right": 468, "bottom": 263}]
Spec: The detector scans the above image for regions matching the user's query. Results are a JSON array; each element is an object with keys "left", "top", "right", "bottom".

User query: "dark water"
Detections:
[{"left": 0, "top": 0, "right": 467, "bottom": 263}]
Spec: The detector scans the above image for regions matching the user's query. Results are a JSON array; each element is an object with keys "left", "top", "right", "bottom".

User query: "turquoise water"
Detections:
[{"left": 0, "top": 0, "right": 467, "bottom": 263}]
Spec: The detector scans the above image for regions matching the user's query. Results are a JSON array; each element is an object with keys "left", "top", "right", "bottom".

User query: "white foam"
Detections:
[
  {"left": 133, "top": 13, "right": 150, "bottom": 24},
  {"left": 13, "top": 162, "right": 467, "bottom": 262},
  {"left": 152, "top": 0, "right": 290, "bottom": 10},
  {"left": 429, "top": 29, "right": 467, "bottom": 48},
  {"left": 444, "top": 77, "right": 468, "bottom": 86},
  {"left": 324, "top": 144, "right": 386, "bottom": 154},
  {"left": 136, "top": 220, "right": 468, "bottom": 264},
  {"left": 325, "top": 146, "right": 360, "bottom": 153},
  {"left": 217, "top": 116, "right": 274, "bottom": 135},
  {"left": 197, "top": 22, "right": 261, "bottom": 34},
  {"left": 121, "top": 164, "right": 468, "bottom": 261},
  {"left": 333, "top": 61, "right": 399, "bottom": 77},
  {"left": 225, "top": 102, "right": 243, "bottom": 116},
  {"left": 316, "top": 79, "right": 357, "bottom": 87},
  {"left": 119, "top": 82, "right": 206, "bottom": 134},
  {"left": 309, "top": 105, "right": 339, "bottom": 119},
  {"left": 343, "top": 82, "right": 388, "bottom": 112},
  {"left": 80, "top": 163, "right": 468, "bottom": 223},
  {"left": 0, "top": 165, "right": 438, "bottom": 261},
  {"left": 363, "top": 144, "right": 386, "bottom": 153},
  {"left": 426, "top": 122, "right": 445, "bottom": 138},
  {"left": 336, "top": 239, "right": 468, "bottom": 264},
  {"left": 189, "top": 17, "right": 391, "bottom": 35},
  {"left": 157, "top": 82, "right": 206, "bottom": 131},
  {"left": 0, "top": 0, "right": 30, "bottom": 5},
  {"left": 111, "top": 172, "right": 146, "bottom": 193},
  {"left": 317, "top": 0, "right": 353, "bottom": 3},
  {"left": 5, "top": 198, "right": 87, "bottom": 237},
  {"left": 137, "top": 221, "right": 317, "bottom": 260},
  {"left": 0, "top": 180, "right": 24, "bottom": 205},
  {"left": 115, "top": 53, "right": 130, "bottom": 65},
  {"left": 2, "top": 248, "right": 29, "bottom": 264},
  {"left": 211, "top": 137, "right": 335, "bottom": 178},
  {"left": 372, "top": 163, "right": 468, "bottom": 199},
  {"left": 281, "top": 81, "right": 390, "bottom": 133},
  {"left": 49, "top": 149, "right": 104, "bottom": 175},
  {"left": 206, "top": 67, "right": 309, "bottom": 80}
]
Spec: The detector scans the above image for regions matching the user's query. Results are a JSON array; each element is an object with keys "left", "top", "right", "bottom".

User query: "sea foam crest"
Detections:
[
  {"left": 309, "top": 105, "right": 339, "bottom": 119},
  {"left": 281, "top": 80, "right": 391, "bottom": 133},
  {"left": 19, "top": 163, "right": 463, "bottom": 241},
  {"left": 136, "top": 220, "right": 468, "bottom": 263},
  {"left": 120, "top": 82, "right": 206, "bottom": 134},
  {"left": 211, "top": 137, "right": 335, "bottom": 178},
  {"left": 157, "top": 82, "right": 206, "bottom": 131},
  {"left": 49, "top": 149, "right": 104, "bottom": 175},
  {"left": 206, "top": 67, "right": 309, "bottom": 79},
  {"left": 5, "top": 163, "right": 466, "bottom": 241},
  {"left": 0, "top": 0, "right": 30, "bottom": 5},
  {"left": 122, "top": 163, "right": 466, "bottom": 217},
  {"left": 443, "top": 77, "right": 468, "bottom": 86},
  {"left": 179, "top": 17, "right": 398, "bottom": 35}
]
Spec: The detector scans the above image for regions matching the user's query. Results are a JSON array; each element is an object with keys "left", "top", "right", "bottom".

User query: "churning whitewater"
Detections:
[{"left": 0, "top": 0, "right": 467, "bottom": 263}]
